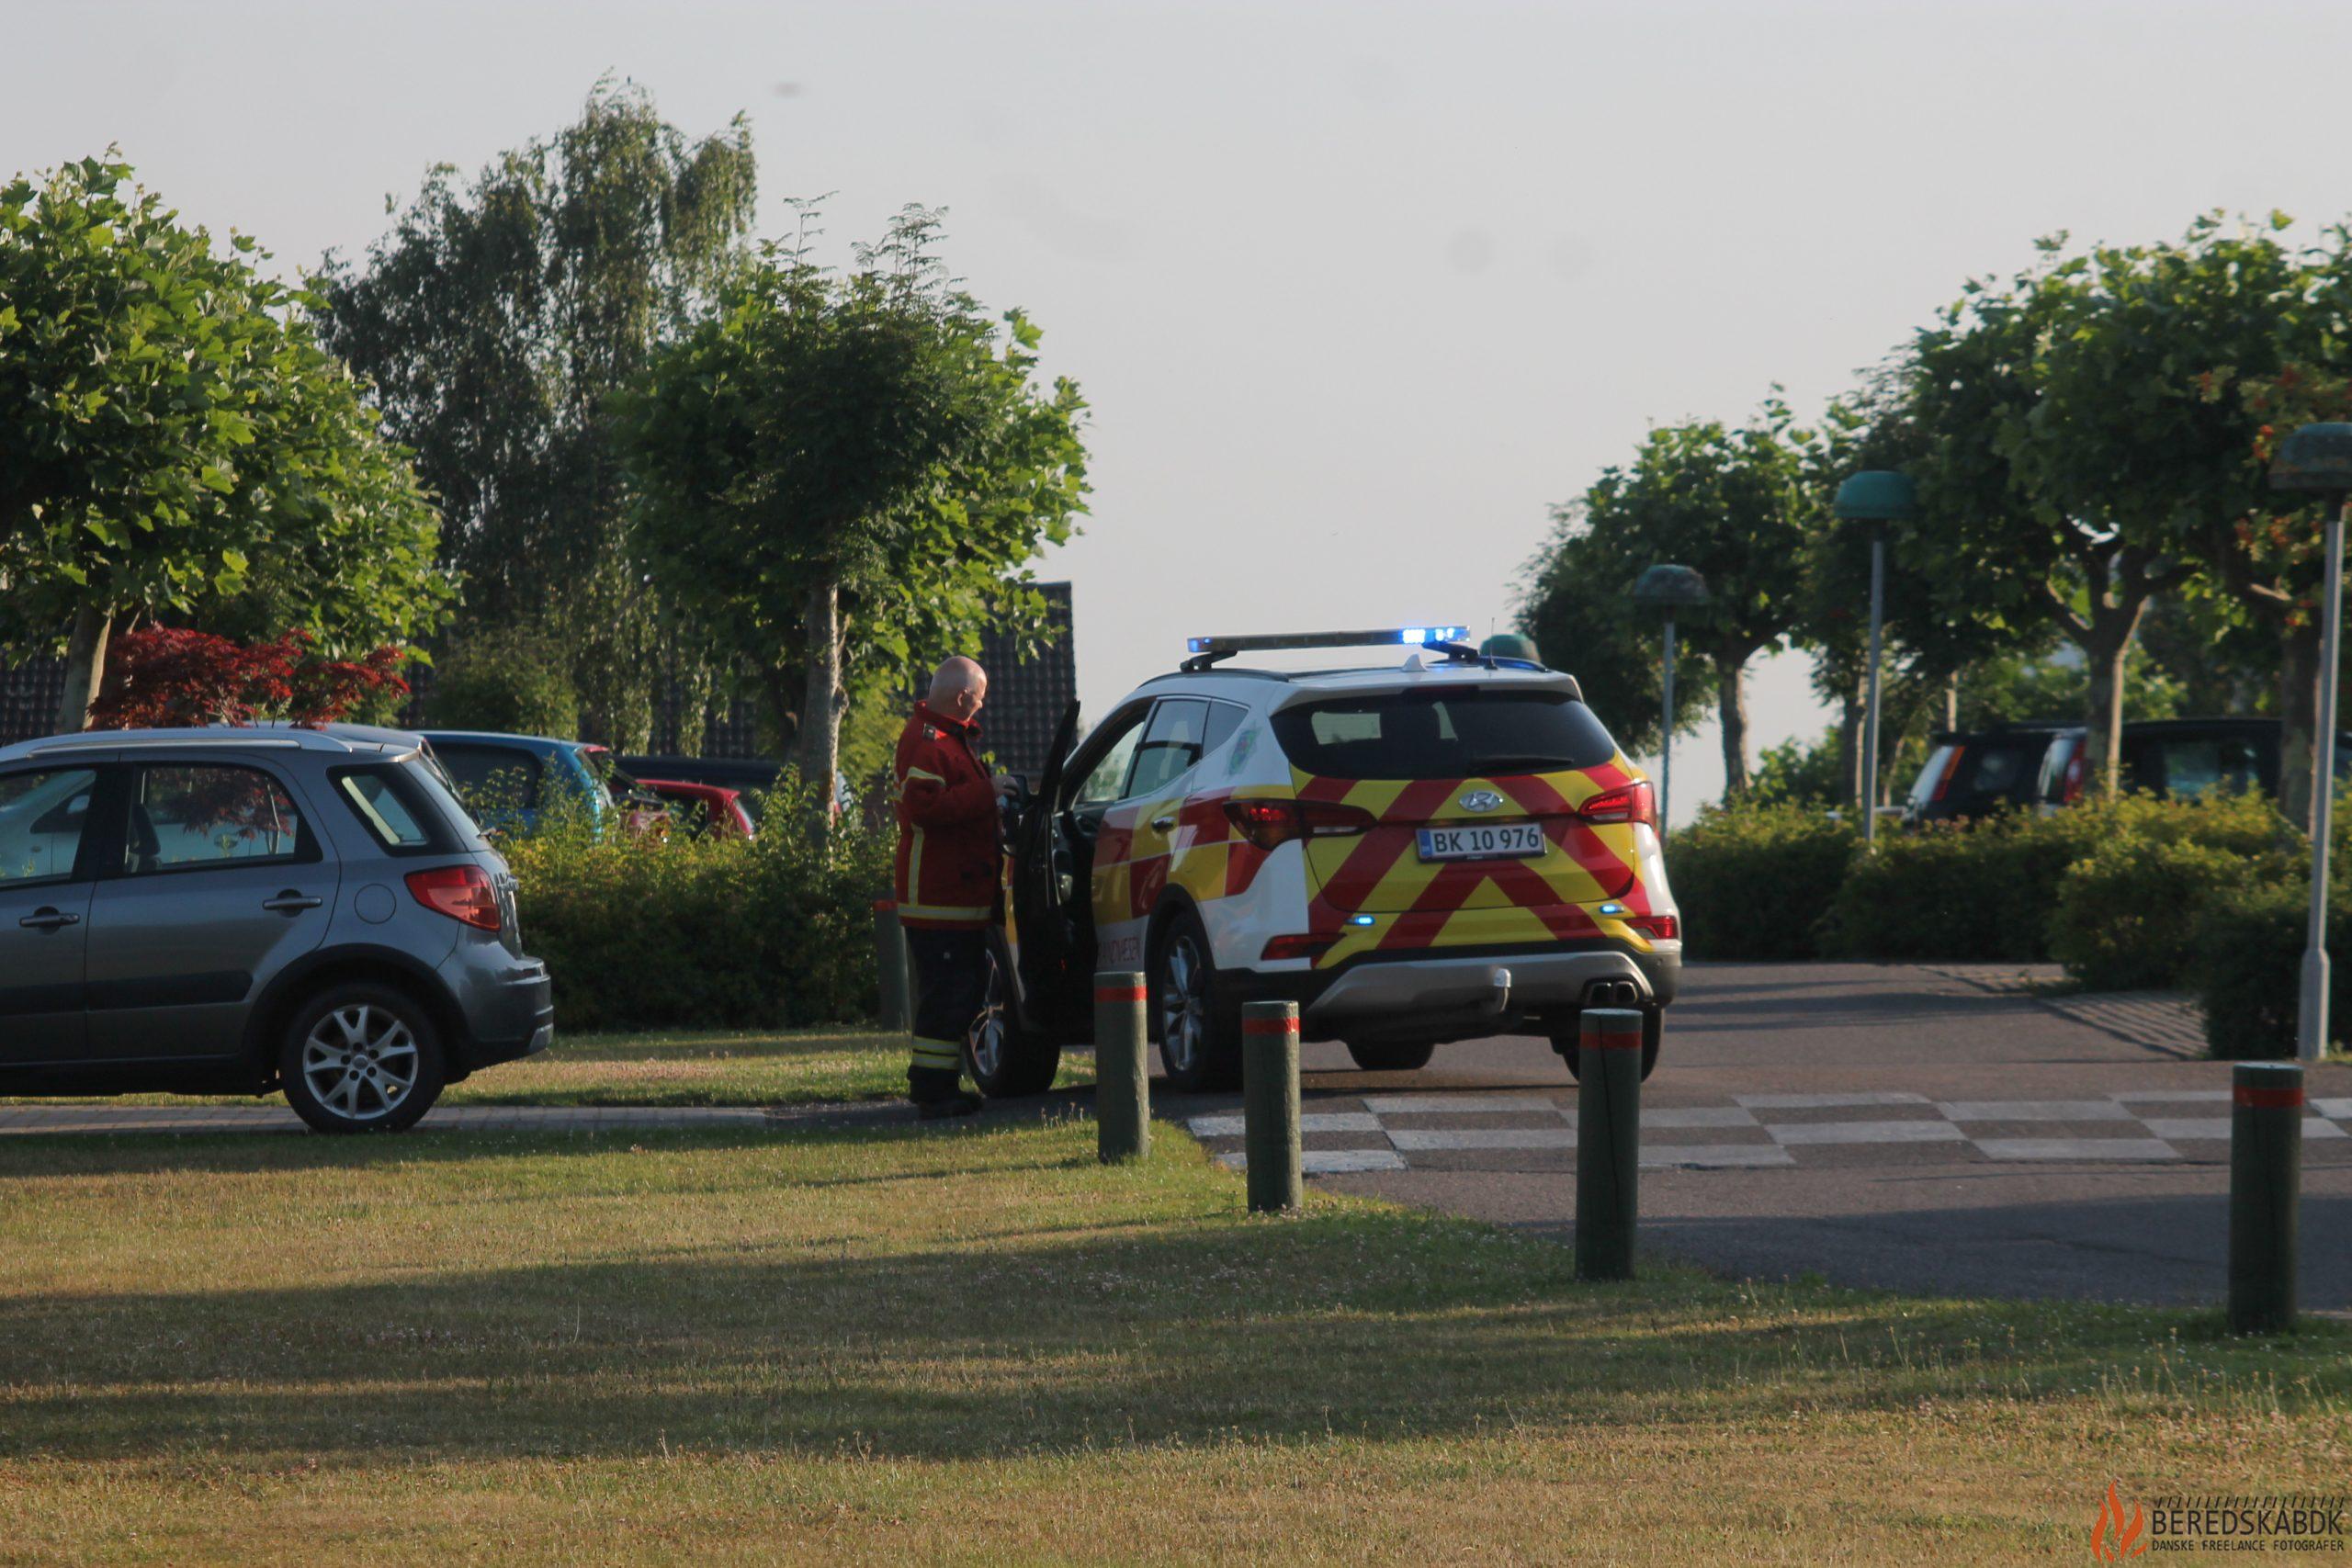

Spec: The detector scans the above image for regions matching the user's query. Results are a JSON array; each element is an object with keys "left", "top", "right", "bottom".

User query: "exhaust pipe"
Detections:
[{"left": 1584, "top": 978, "right": 1644, "bottom": 1009}]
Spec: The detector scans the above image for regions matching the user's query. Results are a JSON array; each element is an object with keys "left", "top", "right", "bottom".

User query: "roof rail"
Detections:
[{"left": 1181, "top": 626, "right": 1473, "bottom": 673}]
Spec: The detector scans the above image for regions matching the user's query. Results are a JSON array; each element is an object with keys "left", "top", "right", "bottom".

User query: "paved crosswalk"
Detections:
[{"left": 1192, "top": 1089, "right": 2352, "bottom": 1174}]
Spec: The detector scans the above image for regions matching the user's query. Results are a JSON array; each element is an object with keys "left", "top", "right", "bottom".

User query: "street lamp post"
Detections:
[
  {"left": 1631, "top": 564, "right": 1709, "bottom": 831},
  {"left": 1832, "top": 471, "right": 1918, "bottom": 848},
  {"left": 2267, "top": 423, "right": 2352, "bottom": 1063}
]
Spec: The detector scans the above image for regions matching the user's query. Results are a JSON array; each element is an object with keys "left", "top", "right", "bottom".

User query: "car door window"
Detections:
[
  {"left": 1126, "top": 700, "right": 1211, "bottom": 798},
  {"left": 1069, "top": 709, "right": 1151, "bottom": 809},
  {"left": 1199, "top": 700, "right": 1245, "bottom": 763},
  {"left": 0, "top": 768, "right": 99, "bottom": 886},
  {"left": 125, "top": 765, "right": 308, "bottom": 874}
]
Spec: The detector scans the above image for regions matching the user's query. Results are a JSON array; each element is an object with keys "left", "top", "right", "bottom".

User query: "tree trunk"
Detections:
[
  {"left": 2280, "top": 615, "right": 2324, "bottom": 833},
  {"left": 2082, "top": 630, "right": 2131, "bottom": 800},
  {"left": 795, "top": 574, "right": 845, "bottom": 838},
  {"left": 1835, "top": 670, "right": 1864, "bottom": 808},
  {"left": 55, "top": 604, "right": 113, "bottom": 734},
  {"left": 1716, "top": 655, "right": 1751, "bottom": 799},
  {"left": 1943, "top": 671, "right": 1959, "bottom": 732}
]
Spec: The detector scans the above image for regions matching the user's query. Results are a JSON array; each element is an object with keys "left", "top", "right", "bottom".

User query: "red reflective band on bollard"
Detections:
[
  {"left": 1584, "top": 1031, "right": 1643, "bottom": 1050},
  {"left": 1094, "top": 984, "right": 1147, "bottom": 1004},
  {"left": 2235, "top": 1085, "right": 2306, "bottom": 1111},
  {"left": 871, "top": 898, "right": 897, "bottom": 913},
  {"left": 1242, "top": 1016, "right": 1299, "bottom": 1036}
]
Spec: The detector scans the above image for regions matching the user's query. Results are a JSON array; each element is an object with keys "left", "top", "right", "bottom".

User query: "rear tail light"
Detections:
[
  {"left": 1223, "top": 798, "right": 1376, "bottom": 850},
  {"left": 406, "top": 864, "right": 503, "bottom": 931},
  {"left": 2060, "top": 750, "right": 2086, "bottom": 805},
  {"left": 1578, "top": 779, "right": 1657, "bottom": 829},
  {"left": 1624, "top": 913, "right": 1679, "bottom": 942},
  {"left": 1261, "top": 933, "right": 1337, "bottom": 962},
  {"left": 1930, "top": 745, "right": 1966, "bottom": 803}
]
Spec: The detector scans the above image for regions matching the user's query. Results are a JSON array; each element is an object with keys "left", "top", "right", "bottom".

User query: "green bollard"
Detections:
[
  {"left": 1094, "top": 970, "right": 1150, "bottom": 1164},
  {"left": 2229, "top": 1060, "right": 2302, "bottom": 1335},
  {"left": 1242, "top": 1000, "right": 1302, "bottom": 1213},
  {"left": 872, "top": 898, "right": 910, "bottom": 1034},
  {"left": 1576, "top": 1006, "right": 1644, "bottom": 1281}
]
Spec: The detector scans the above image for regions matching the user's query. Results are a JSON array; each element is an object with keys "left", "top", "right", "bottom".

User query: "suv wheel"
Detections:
[
  {"left": 964, "top": 938, "right": 1062, "bottom": 1098},
  {"left": 1345, "top": 1040, "right": 1436, "bottom": 1072},
  {"left": 280, "top": 983, "right": 447, "bottom": 1134},
  {"left": 1552, "top": 1006, "right": 1662, "bottom": 1084},
  {"left": 1152, "top": 909, "right": 1242, "bottom": 1093}
]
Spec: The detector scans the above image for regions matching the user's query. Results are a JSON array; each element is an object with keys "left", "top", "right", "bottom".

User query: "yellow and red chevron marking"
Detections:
[
  {"left": 1295, "top": 761, "right": 1640, "bottom": 914},
  {"left": 1093, "top": 787, "right": 1292, "bottom": 928}
]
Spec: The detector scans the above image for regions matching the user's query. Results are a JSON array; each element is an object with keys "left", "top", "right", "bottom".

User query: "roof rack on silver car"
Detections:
[{"left": 8, "top": 725, "right": 370, "bottom": 761}]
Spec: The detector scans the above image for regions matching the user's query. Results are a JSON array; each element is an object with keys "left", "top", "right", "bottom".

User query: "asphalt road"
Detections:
[{"left": 1170, "top": 962, "right": 2352, "bottom": 1310}]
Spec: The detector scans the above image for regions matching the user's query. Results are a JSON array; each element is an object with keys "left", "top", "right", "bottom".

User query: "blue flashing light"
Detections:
[
  {"left": 1598, "top": 901, "right": 1628, "bottom": 917},
  {"left": 1400, "top": 627, "right": 1426, "bottom": 645},
  {"left": 1347, "top": 914, "right": 1376, "bottom": 927},
  {"left": 1187, "top": 636, "right": 1213, "bottom": 653}
]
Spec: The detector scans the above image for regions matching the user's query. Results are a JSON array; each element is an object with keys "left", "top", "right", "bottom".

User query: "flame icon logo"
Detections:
[{"left": 2093, "top": 1481, "right": 2148, "bottom": 1561}]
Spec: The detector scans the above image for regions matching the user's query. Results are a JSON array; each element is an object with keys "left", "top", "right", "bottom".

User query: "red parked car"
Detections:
[{"left": 636, "top": 777, "right": 756, "bottom": 840}]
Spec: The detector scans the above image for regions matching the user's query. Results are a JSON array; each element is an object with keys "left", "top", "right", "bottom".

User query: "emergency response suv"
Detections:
[{"left": 968, "top": 627, "right": 1680, "bottom": 1095}]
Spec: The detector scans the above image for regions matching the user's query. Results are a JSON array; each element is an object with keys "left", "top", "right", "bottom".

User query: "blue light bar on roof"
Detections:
[{"left": 1185, "top": 626, "right": 1469, "bottom": 659}]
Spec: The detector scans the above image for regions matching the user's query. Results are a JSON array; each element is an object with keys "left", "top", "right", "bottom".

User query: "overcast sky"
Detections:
[{"left": 10, "top": 0, "right": 2352, "bottom": 816}]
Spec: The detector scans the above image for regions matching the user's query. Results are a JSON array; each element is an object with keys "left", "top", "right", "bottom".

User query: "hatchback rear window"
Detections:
[{"left": 1271, "top": 690, "right": 1617, "bottom": 780}]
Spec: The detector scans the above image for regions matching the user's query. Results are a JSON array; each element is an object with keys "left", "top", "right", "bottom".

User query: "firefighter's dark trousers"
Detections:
[{"left": 906, "top": 926, "right": 988, "bottom": 1102}]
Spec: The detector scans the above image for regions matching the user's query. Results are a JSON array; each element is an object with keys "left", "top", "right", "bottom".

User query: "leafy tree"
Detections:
[
  {"left": 1748, "top": 728, "right": 1844, "bottom": 808},
  {"left": 1528, "top": 401, "right": 1816, "bottom": 797},
  {"left": 1516, "top": 506, "right": 1716, "bottom": 759},
  {"left": 617, "top": 209, "right": 1090, "bottom": 827},
  {"left": 425, "top": 620, "right": 582, "bottom": 738},
  {"left": 0, "top": 155, "right": 450, "bottom": 732},
  {"left": 88, "top": 626, "right": 408, "bottom": 729},
  {"left": 1907, "top": 219, "right": 2342, "bottom": 808},
  {"left": 314, "top": 79, "right": 757, "bottom": 748}
]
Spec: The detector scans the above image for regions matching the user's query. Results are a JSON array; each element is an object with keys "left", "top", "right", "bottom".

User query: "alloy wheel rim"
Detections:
[
  {"left": 1160, "top": 936, "right": 1205, "bottom": 1073},
  {"left": 970, "top": 960, "right": 1008, "bottom": 1078},
  {"left": 299, "top": 1004, "right": 419, "bottom": 1122}
]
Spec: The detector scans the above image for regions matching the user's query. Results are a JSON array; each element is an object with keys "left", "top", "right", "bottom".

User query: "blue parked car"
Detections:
[{"left": 417, "top": 731, "right": 621, "bottom": 836}]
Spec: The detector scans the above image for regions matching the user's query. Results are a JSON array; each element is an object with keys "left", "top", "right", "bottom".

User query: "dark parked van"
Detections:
[{"left": 1905, "top": 716, "right": 2352, "bottom": 824}]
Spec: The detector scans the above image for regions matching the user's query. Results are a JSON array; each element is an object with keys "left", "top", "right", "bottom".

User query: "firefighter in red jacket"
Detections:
[{"left": 894, "top": 656, "right": 1015, "bottom": 1118}]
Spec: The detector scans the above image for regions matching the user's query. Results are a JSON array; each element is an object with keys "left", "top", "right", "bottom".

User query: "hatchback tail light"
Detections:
[
  {"left": 406, "top": 864, "right": 502, "bottom": 931},
  {"left": 1930, "top": 745, "right": 1966, "bottom": 803},
  {"left": 1223, "top": 798, "right": 1377, "bottom": 850},
  {"left": 1578, "top": 779, "right": 1657, "bottom": 829},
  {"left": 1261, "top": 933, "right": 1338, "bottom": 962},
  {"left": 1624, "top": 913, "right": 1679, "bottom": 942}
]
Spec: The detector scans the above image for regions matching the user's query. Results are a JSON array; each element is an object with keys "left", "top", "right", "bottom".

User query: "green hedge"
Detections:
[
  {"left": 1667, "top": 805, "right": 1856, "bottom": 961},
  {"left": 2189, "top": 879, "right": 2351, "bottom": 1060},
  {"left": 500, "top": 781, "right": 894, "bottom": 1033},
  {"left": 2046, "top": 795, "right": 2295, "bottom": 992}
]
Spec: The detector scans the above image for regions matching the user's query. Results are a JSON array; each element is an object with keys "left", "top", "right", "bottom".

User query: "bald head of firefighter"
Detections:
[{"left": 892, "top": 655, "right": 1016, "bottom": 1119}]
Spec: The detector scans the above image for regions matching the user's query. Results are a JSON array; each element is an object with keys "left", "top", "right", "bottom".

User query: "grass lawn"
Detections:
[
  {"left": 0, "top": 1119, "right": 2346, "bottom": 1564},
  {"left": 0, "top": 1027, "right": 1095, "bottom": 1111}
]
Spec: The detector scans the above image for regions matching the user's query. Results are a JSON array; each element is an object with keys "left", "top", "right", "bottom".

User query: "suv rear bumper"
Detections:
[
  {"left": 437, "top": 944, "right": 555, "bottom": 1070},
  {"left": 1224, "top": 939, "right": 1679, "bottom": 1043}
]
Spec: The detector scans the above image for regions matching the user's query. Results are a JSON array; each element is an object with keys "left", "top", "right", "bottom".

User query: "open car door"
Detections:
[{"left": 1008, "top": 700, "right": 1091, "bottom": 1041}]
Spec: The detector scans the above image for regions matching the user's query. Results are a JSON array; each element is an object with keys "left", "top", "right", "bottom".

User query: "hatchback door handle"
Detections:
[
  {"left": 17, "top": 908, "right": 80, "bottom": 931},
  {"left": 262, "top": 891, "right": 323, "bottom": 914},
  {"left": 1150, "top": 815, "right": 1177, "bottom": 831}
]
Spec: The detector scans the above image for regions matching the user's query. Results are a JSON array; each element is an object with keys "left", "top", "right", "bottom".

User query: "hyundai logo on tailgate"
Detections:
[{"left": 1457, "top": 790, "right": 1504, "bottom": 813}]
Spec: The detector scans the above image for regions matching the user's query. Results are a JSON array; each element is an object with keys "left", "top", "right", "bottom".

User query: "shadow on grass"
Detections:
[{"left": 3, "top": 1188, "right": 2346, "bottom": 1465}]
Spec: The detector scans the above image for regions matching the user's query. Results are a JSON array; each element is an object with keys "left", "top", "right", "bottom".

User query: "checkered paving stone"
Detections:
[
  {"left": 1194, "top": 1090, "right": 2352, "bottom": 1173},
  {"left": 0, "top": 1105, "right": 776, "bottom": 1136}
]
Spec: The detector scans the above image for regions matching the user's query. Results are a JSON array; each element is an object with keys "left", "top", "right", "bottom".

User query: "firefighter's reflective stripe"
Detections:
[
  {"left": 900, "top": 901, "right": 992, "bottom": 922},
  {"left": 904, "top": 768, "right": 947, "bottom": 785},
  {"left": 909, "top": 1035, "right": 963, "bottom": 1071},
  {"left": 907, "top": 825, "right": 925, "bottom": 910}
]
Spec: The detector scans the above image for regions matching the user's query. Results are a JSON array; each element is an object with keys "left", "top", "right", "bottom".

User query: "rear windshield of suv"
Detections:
[{"left": 1270, "top": 689, "right": 1618, "bottom": 780}]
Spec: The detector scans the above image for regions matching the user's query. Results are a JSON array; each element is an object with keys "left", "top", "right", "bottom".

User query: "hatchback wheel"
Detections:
[
  {"left": 1152, "top": 909, "right": 1240, "bottom": 1093},
  {"left": 280, "top": 983, "right": 447, "bottom": 1134}
]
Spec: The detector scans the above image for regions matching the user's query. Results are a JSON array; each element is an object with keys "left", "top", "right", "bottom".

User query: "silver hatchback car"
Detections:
[{"left": 0, "top": 724, "right": 552, "bottom": 1132}]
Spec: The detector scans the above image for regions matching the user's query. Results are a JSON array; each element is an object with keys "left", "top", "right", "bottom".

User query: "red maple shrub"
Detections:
[{"left": 87, "top": 627, "right": 411, "bottom": 730}]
